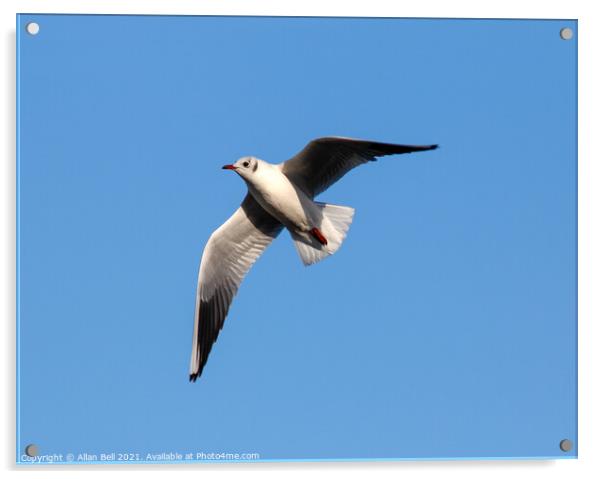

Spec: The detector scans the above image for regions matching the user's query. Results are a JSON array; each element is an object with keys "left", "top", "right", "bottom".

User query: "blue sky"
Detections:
[{"left": 17, "top": 15, "right": 577, "bottom": 462}]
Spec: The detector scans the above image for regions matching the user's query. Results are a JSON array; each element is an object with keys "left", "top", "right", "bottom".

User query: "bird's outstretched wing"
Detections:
[
  {"left": 280, "top": 137, "right": 438, "bottom": 198},
  {"left": 189, "top": 194, "right": 283, "bottom": 381}
]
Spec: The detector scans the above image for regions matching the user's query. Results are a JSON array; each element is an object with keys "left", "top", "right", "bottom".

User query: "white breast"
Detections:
[{"left": 246, "top": 164, "right": 316, "bottom": 231}]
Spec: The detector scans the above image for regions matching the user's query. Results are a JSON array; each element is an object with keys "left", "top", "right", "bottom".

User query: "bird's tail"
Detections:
[{"left": 291, "top": 202, "right": 355, "bottom": 266}]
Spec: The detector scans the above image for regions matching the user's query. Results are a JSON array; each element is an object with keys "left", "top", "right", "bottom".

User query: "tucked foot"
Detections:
[{"left": 309, "top": 227, "right": 328, "bottom": 246}]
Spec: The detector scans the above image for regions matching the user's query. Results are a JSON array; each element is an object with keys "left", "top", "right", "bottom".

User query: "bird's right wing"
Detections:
[
  {"left": 189, "top": 194, "right": 283, "bottom": 382},
  {"left": 280, "top": 137, "right": 438, "bottom": 198}
]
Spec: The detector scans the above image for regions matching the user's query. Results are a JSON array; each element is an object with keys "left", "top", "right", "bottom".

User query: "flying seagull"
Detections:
[{"left": 189, "top": 137, "right": 438, "bottom": 381}]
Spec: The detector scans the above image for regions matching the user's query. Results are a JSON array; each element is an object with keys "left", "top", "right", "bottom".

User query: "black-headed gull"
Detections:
[{"left": 190, "top": 137, "right": 438, "bottom": 381}]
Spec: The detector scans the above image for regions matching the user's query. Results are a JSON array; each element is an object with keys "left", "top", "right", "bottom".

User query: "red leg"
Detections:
[{"left": 310, "top": 227, "right": 328, "bottom": 246}]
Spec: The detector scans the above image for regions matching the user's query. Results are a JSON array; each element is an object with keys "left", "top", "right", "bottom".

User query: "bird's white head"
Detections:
[{"left": 222, "top": 156, "right": 263, "bottom": 181}]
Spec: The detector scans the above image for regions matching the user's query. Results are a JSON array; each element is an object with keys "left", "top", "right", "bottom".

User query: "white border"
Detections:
[{"left": 2, "top": 2, "right": 600, "bottom": 479}]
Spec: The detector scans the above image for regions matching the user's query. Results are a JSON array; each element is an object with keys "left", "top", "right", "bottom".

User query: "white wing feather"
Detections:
[{"left": 189, "top": 194, "right": 282, "bottom": 381}]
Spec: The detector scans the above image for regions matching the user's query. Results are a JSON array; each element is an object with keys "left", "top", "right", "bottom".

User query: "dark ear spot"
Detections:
[{"left": 252, "top": 161, "right": 258, "bottom": 172}]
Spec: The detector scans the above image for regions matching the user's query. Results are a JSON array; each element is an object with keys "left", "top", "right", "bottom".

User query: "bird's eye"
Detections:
[{"left": 242, "top": 161, "right": 250, "bottom": 168}]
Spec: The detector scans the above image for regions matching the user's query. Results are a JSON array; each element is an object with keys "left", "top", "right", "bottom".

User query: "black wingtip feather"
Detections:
[
  {"left": 369, "top": 141, "right": 439, "bottom": 157},
  {"left": 405, "top": 143, "right": 439, "bottom": 152}
]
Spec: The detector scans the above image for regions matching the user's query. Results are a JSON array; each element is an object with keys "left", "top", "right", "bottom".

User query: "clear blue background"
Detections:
[{"left": 17, "top": 15, "right": 577, "bottom": 461}]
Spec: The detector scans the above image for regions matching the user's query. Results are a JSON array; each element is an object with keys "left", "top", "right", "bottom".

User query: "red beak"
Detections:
[{"left": 222, "top": 164, "right": 237, "bottom": 170}]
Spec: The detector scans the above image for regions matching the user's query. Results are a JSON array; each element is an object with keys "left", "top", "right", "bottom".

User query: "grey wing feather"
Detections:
[
  {"left": 189, "top": 194, "right": 283, "bottom": 381},
  {"left": 279, "top": 137, "right": 438, "bottom": 198}
]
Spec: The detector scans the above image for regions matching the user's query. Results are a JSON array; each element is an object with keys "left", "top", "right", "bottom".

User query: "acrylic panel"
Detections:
[{"left": 16, "top": 14, "right": 577, "bottom": 464}]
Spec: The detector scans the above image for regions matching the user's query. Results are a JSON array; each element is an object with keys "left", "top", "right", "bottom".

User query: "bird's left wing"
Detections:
[
  {"left": 189, "top": 194, "right": 283, "bottom": 381},
  {"left": 280, "top": 137, "right": 438, "bottom": 198}
]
